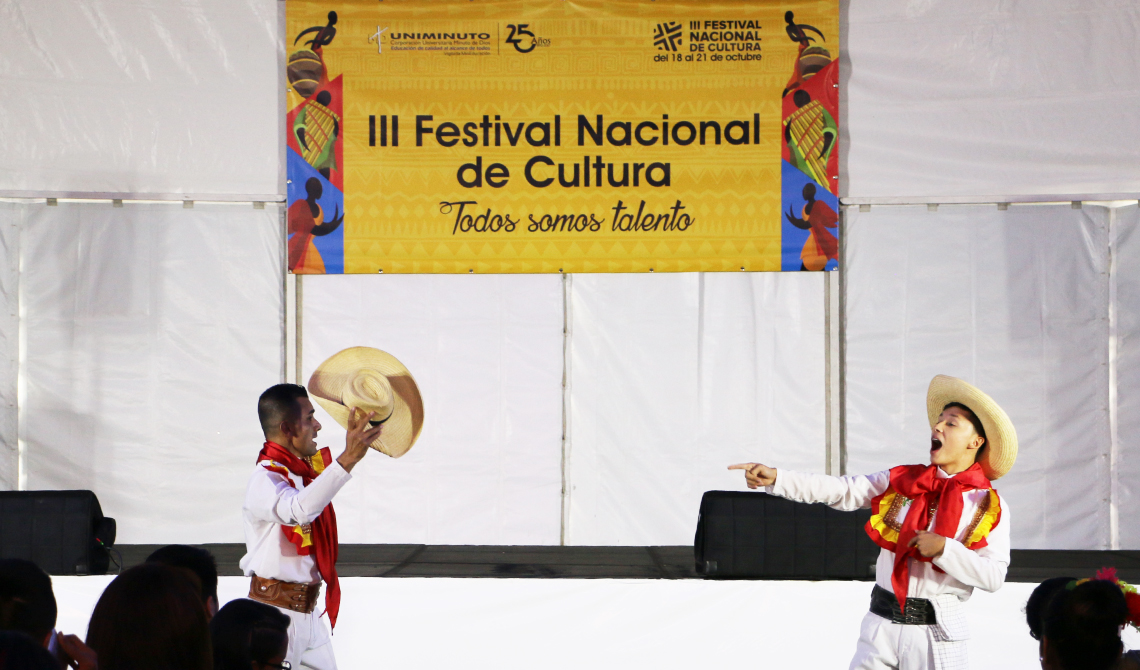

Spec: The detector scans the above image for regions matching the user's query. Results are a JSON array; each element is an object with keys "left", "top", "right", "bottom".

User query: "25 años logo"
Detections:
[{"left": 505, "top": 24, "right": 550, "bottom": 53}]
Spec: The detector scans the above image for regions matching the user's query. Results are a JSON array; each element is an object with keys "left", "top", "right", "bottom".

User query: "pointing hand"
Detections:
[{"left": 728, "top": 462, "right": 777, "bottom": 488}]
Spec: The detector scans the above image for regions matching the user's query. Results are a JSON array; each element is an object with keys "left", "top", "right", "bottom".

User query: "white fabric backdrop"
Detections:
[
  {"left": 0, "top": 0, "right": 281, "bottom": 198},
  {"left": 20, "top": 203, "right": 283, "bottom": 543},
  {"left": 1111, "top": 204, "right": 1140, "bottom": 549},
  {"left": 845, "top": 204, "right": 1112, "bottom": 549},
  {"left": 843, "top": 0, "right": 1140, "bottom": 200},
  {"left": 300, "top": 274, "right": 565, "bottom": 545},
  {"left": 0, "top": 204, "right": 17, "bottom": 490},
  {"left": 2, "top": 0, "right": 1136, "bottom": 550},
  {"left": 566, "top": 272, "right": 827, "bottom": 546},
  {"left": 6, "top": 0, "right": 1139, "bottom": 202}
]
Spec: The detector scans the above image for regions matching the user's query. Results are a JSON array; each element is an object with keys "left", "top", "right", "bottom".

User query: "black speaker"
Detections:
[
  {"left": 694, "top": 490, "right": 879, "bottom": 580},
  {"left": 0, "top": 490, "right": 116, "bottom": 575}
]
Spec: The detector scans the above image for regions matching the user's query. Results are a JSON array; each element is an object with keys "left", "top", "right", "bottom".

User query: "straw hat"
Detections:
[
  {"left": 926, "top": 375, "right": 1017, "bottom": 480},
  {"left": 308, "top": 347, "right": 424, "bottom": 458}
]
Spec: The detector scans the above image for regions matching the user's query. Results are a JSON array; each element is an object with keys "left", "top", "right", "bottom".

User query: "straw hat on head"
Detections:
[
  {"left": 926, "top": 374, "right": 1017, "bottom": 480},
  {"left": 308, "top": 347, "right": 424, "bottom": 458}
]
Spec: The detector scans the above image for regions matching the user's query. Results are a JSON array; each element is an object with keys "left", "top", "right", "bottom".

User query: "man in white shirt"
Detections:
[
  {"left": 240, "top": 383, "right": 382, "bottom": 670},
  {"left": 730, "top": 375, "right": 1018, "bottom": 670}
]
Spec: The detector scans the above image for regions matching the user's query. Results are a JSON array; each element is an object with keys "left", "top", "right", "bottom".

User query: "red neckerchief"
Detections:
[
  {"left": 257, "top": 441, "right": 341, "bottom": 629},
  {"left": 883, "top": 463, "right": 992, "bottom": 610}
]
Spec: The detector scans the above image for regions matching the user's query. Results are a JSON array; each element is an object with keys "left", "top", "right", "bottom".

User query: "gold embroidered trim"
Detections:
[
  {"left": 962, "top": 493, "right": 992, "bottom": 541},
  {"left": 884, "top": 494, "right": 911, "bottom": 532}
]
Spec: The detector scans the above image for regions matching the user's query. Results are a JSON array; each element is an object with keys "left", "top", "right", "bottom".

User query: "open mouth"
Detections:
[{"left": 930, "top": 438, "right": 943, "bottom": 451}]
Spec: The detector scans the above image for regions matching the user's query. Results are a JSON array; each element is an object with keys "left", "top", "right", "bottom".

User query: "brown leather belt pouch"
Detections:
[{"left": 249, "top": 574, "right": 322, "bottom": 614}]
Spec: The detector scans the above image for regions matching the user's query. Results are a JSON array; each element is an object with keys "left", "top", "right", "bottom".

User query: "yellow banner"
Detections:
[{"left": 286, "top": 0, "right": 839, "bottom": 274}]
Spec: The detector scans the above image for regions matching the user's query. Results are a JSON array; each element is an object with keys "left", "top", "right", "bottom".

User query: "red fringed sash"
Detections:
[
  {"left": 257, "top": 441, "right": 341, "bottom": 629},
  {"left": 863, "top": 463, "right": 994, "bottom": 610}
]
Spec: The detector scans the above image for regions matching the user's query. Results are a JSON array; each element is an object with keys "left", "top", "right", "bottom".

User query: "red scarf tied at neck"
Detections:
[
  {"left": 885, "top": 463, "right": 992, "bottom": 611},
  {"left": 257, "top": 441, "right": 341, "bottom": 629}
]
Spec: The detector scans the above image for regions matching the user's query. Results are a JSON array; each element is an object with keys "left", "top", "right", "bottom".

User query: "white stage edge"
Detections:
[{"left": 50, "top": 577, "right": 1140, "bottom": 669}]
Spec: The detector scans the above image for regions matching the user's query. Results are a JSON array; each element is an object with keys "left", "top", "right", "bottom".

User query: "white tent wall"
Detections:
[
  {"left": 18, "top": 202, "right": 283, "bottom": 543},
  {"left": 566, "top": 272, "right": 827, "bottom": 546},
  {"left": 845, "top": 203, "right": 1115, "bottom": 549},
  {"left": 0, "top": 0, "right": 282, "bottom": 199},
  {"left": 0, "top": 0, "right": 1136, "bottom": 552},
  {"left": 843, "top": 0, "right": 1140, "bottom": 201},
  {"left": 299, "top": 274, "right": 565, "bottom": 545},
  {"left": 4, "top": 0, "right": 1138, "bottom": 203},
  {"left": 0, "top": 204, "right": 17, "bottom": 490},
  {"left": 1110, "top": 204, "right": 1140, "bottom": 549}
]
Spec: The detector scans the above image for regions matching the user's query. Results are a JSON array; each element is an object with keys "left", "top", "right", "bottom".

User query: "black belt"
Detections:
[{"left": 869, "top": 584, "right": 937, "bottom": 625}]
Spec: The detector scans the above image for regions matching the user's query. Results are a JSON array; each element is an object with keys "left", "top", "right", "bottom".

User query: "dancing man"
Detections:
[
  {"left": 731, "top": 375, "right": 1016, "bottom": 669},
  {"left": 241, "top": 383, "right": 381, "bottom": 670}
]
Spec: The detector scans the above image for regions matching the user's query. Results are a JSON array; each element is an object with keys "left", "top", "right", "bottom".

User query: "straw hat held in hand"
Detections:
[{"left": 308, "top": 347, "right": 424, "bottom": 458}]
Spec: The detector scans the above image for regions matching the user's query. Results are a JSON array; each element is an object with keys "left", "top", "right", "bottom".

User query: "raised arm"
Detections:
[
  {"left": 245, "top": 462, "right": 352, "bottom": 526},
  {"left": 729, "top": 462, "right": 890, "bottom": 511}
]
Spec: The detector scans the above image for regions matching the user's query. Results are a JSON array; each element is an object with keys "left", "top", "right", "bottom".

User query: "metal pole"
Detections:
[
  {"left": 1107, "top": 205, "right": 1120, "bottom": 550},
  {"left": 560, "top": 272, "right": 572, "bottom": 545},
  {"left": 838, "top": 208, "right": 848, "bottom": 475},
  {"left": 825, "top": 269, "right": 841, "bottom": 475},
  {"left": 295, "top": 276, "right": 304, "bottom": 385}
]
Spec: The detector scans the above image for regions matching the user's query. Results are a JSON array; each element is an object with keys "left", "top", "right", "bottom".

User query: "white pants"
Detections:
[
  {"left": 279, "top": 607, "right": 337, "bottom": 670},
  {"left": 849, "top": 612, "right": 968, "bottom": 670}
]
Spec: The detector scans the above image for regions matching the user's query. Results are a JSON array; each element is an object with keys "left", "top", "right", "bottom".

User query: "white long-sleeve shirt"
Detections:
[
  {"left": 239, "top": 458, "right": 353, "bottom": 584},
  {"left": 767, "top": 467, "right": 1010, "bottom": 603}
]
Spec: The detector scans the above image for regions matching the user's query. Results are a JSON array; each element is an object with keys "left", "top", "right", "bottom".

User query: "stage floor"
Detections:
[{"left": 50, "top": 576, "right": 1140, "bottom": 669}]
